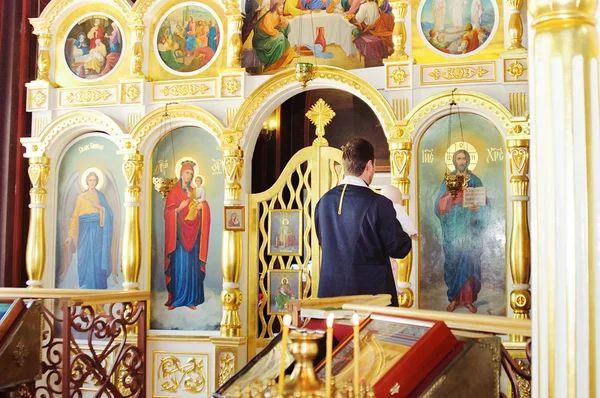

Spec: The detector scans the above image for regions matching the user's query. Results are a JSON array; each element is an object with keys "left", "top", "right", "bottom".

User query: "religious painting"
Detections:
[
  {"left": 155, "top": 4, "right": 222, "bottom": 75},
  {"left": 64, "top": 14, "right": 123, "bottom": 80},
  {"left": 241, "top": 0, "right": 395, "bottom": 75},
  {"left": 150, "top": 127, "right": 224, "bottom": 331},
  {"left": 224, "top": 205, "right": 245, "bottom": 231},
  {"left": 267, "top": 269, "right": 301, "bottom": 314},
  {"left": 55, "top": 135, "right": 124, "bottom": 290},
  {"left": 267, "top": 209, "right": 302, "bottom": 256},
  {"left": 417, "top": 0, "right": 498, "bottom": 57},
  {"left": 417, "top": 113, "right": 506, "bottom": 316}
]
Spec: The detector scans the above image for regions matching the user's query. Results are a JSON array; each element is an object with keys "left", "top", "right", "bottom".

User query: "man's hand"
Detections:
[{"left": 469, "top": 205, "right": 480, "bottom": 212}]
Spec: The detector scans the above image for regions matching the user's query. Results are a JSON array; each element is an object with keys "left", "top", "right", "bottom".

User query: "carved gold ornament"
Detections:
[
  {"left": 224, "top": 79, "right": 240, "bottom": 95},
  {"left": 65, "top": 90, "right": 111, "bottom": 104},
  {"left": 218, "top": 353, "right": 235, "bottom": 386},
  {"left": 507, "top": 60, "right": 526, "bottom": 79},
  {"left": 391, "top": 68, "right": 407, "bottom": 84},
  {"left": 125, "top": 85, "right": 140, "bottom": 101},
  {"left": 31, "top": 91, "right": 47, "bottom": 107},
  {"left": 306, "top": 98, "right": 335, "bottom": 146},
  {"left": 428, "top": 66, "right": 488, "bottom": 81},
  {"left": 160, "top": 84, "right": 209, "bottom": 97},
  {"left": 159, "top": 356, "right": 206, "bottom": 393}
]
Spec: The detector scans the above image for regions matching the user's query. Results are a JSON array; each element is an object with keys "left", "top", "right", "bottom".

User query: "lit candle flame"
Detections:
[{"left": 326, "top": 313, "right": 334, "bottom": 328}]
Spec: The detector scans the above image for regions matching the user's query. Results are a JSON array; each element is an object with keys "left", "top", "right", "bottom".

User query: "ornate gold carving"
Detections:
[
  {"left": 429, "top": 66, "right": 488, "bottom": 80},
  {"left": 222, "top": 149, "right": 244, "bottom": 201},
  {"left": 159, "top": 356, "right": 206, "bottom": 393},
  {"left": 509, "top": 93, "right": 528, "bottom": 117},
  {"left": 26, "top": 156, "right": 50, "bottom": 287},
  {"left": 130, "top": 25, "right": 145, "bottom": 77},
  {"left": 392, "top": 98, "right": 409, "bottom": 120},
  {"left": 306, "top": 98, "right": 335, "bottom": 146},
  {"left": 36, "top": 33, "right": 52, "bottom": 82},
  {"left": 391, "top": 67, "right": 407, "bottom": 84},
  {"left": 129, "top": 104, "right": 226, "bottom": 148},
  {"left": 31, "top": 91, "right": 47, "bottom": 107},
  {"left": 223, "top": 79, "right": 240, "bottom": 95},
  {"left": 226, "top": 14, "right": 244, "bottom": 69},
  {"left": 507, "top": 60, "right": 526, "bottom": 79},
  {"left": 12, "top": 341, "right": 29, "bottom": 367},
  {"left": 506, "top": 0, "right": 526, "bottom": 51},
  {"left": 121, "top": 152, "right": 143, "bottom": 290},
  {"left": 403, "top": 90, "right": 516, "bottom": 138},
  {"left": 218, "top": 352, "right": 235, "bottom": 386},
  {"left": 124, "top": 85, "right": 140, "bottom": 101},
  {"left": 65, "top": 90, "right": 112, "bottom": 104},
  {"left": 160, "top": 84, "right": 209, "bottom": 97},
  {"left": 387, "top": 0, "right": 409, "bottom": 60},
  {"left": 230, "top": 66, "right": 397, "bottom": 139}
]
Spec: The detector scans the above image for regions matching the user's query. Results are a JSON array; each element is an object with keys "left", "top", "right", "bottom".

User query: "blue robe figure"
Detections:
[
  {"left": 315, "top": 177, "right": 412, "bottom": 307},
  {"left": 185, "top": 19, "right": 197, "bottom": 55},
  {"left": 302, "top": 0, "right": 330, "bottom": 10},
  {"left": 74, "top": 34, "right": 90, "bottom": 55},
  {"left": 207, "top": 25, "right": 217, "bottom": 52},
  {"left": 434, "top": 164, "right": 490, "bottom": 308}
]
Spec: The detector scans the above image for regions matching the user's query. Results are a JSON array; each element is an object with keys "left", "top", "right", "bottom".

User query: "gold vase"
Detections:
[
  {"left": 444, "top": 173, "right": 466, "bottom": 197},
  {"left": 268, "top": 328, "right": 326, "bottom": 398}
]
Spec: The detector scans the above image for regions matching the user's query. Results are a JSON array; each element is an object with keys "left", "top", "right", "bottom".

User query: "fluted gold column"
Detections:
[
  {"left": 506, "top": 0, "right": 526, "bottom": 52},
  {"left": 130, "top": 23, "right": 145, "bottom": 78},
  {"left": 226, "top": 14, "right": 244, "bottom": 69},
  {"left": 36, "top": 33, "right": 52, "bottom": 83},
  {"left": 121, "top": 153, "right": 143, "bottom": 290},
  {"left": 220, "top": 147, "right": 244, "bottom": 336},
  {"left": 389, "top": 140, "right": 413, "bottom": 307},
  {"left": 386, "top": 0, "right": 409, "bottom": 60},
  {"left": 25, "top": 156, "right": 50, "bottom": 288},
  {"left": 529, "top": 0, "right": 599, "bottom": 393},
  {"left": 507, "top": 139, "right": 531, "bottom": 342}
]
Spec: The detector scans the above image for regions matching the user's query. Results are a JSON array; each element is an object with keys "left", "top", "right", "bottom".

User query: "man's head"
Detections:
[
  {"left": 465, "top": 22, "right": 473, "bottom": 31},
  {"left": 270, "top": 0, "right": 284, "bottom": 13},
  {"left": 86, "top": 172, "right": 99, "bottom": 190},
  {"left": 342, "top": 137, "right": 375, "bottom": 184},
  {"left": 453, "top": 149, "right": 470, "bottom": 173}
]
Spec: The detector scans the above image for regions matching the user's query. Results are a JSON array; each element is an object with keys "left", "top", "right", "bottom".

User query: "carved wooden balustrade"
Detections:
[{"left": 0, "top": 288, "right": 148, "bottom": 397}]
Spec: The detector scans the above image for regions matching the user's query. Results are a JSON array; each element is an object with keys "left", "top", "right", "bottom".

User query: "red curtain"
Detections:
[{"left": 0, "top": 0, "right": 42, "bottom": 287}]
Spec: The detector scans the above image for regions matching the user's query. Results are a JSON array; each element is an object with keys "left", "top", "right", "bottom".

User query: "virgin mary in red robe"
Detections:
[{"left": 164, "top": 161, "right": 211, "bottom": 309}]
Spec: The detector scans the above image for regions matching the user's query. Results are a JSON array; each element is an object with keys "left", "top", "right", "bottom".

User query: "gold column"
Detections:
[
  {"left": 36, "top": 33, "right": 52, "bottom": 83},
  {"left": 529, "top": 0, "right": 599, "bottom": 393},
  {"left": 121, "top": 152, "right": 143, "bottom": 290},
  {"left": 389, "top": 140, "right": 413, "bottom": 307},
  {"left": 226, "top": 14, "right": 244, "bottom": 69},
  {"left": 220, "top": 147, "right": 244, "bottom": 336},
  {"left": 506, "top": 0, "right": 527, "bottom": 52},
  {"left": 507, "top": 139, "right": 530, "bottom": 341},
  {"left": 25, "top": 156, "right": 50, "bottom": 288},
  {"left": 130, "top": 23, "right": 145, "bottom": 78},
  {"left": 387, "top": 0, "right": 409, "bottom": 60}
]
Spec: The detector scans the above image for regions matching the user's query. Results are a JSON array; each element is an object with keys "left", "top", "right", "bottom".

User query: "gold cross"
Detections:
[{"left": 306, "top": 98, "right": 335, "bottom": 147}]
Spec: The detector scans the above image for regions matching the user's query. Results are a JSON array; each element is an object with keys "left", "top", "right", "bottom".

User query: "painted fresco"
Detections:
[
  {"left": 64, "top": 14, "right": 123, "bottom": 80},
  {"left": 418, "top": 113, "right": 506, "bottom": 315},
  {"left": 56, "top": 135, "right": 124, "bottom": 289},
  {"left": 417, "top": 0, "right": 498, "bottom": 57},
  {"left": 241, "top": 0, "right": 394, "bottom": 74},
  {"left": 150, "top": 127, "right": 224, "bottom": 331},
  {"left": 156, "top": 4, "right": 222, "bottom": 74}
]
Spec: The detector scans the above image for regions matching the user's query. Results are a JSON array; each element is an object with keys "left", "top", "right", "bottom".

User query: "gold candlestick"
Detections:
[
  {"left": 352, "top": 313, "right": 360, "bottom": 394},
  {"left": 280, "top": 328, "right": 326, "bottom": 397},
  {"left": 278, "top": 314, "right": 292, "bottom": 395},
  {"left": 325, "top": 313, "right": 334, "bottom": 398}
]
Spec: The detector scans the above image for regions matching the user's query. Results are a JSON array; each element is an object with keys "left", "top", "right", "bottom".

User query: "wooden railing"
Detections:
[{"left": 0, "top": 288, "right": 149, "bottom": 398}]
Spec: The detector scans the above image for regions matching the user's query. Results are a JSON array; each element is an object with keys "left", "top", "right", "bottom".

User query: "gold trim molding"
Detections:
[
  {"left": 420, "top": 62, "right": 496, "bottom": 85},
  {"left": 504, "top": 58, "right": 528, "bottom": 82},
  {"left": 230, "top": 65, "right": 398, "bottom": 139},
  {"left": 385, "top": 62, "right": 412, "bottom": 90}
]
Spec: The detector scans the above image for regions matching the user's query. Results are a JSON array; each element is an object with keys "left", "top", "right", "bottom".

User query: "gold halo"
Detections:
[
  {"left": 281, "top": 218, "right": 290, "bottom": 225},
  {"left": 80, "top": 167, "right": 105, "bottom": 191},
  {"left": 175, "top": 157, "right": 199, "bottom": 179},
  {"left": 194, "top": 174, "right": 206, "bottom": 187},
  {"left": 445, "top": 141, "right": 478, "bottom": 172},
  {"left": 281, "top": 278, "right": 289, "bottom": 285}
]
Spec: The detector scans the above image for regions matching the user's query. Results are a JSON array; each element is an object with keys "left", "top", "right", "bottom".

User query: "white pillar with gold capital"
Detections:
[
  {"left": 529, "top": 0, "right": 600, "bottom": 394},
  {"left": 25, "top": 156, "right": 50, "bottom": 288},
  {"left": 121, "top": 152, "right": 144, "bottom": 290}
]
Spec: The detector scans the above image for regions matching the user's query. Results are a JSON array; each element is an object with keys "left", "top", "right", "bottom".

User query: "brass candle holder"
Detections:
[{"left": 152, "top": 176, "right": 178, "bottom": 198}]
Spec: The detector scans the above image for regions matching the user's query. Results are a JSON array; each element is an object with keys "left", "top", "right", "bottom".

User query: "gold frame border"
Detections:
[
  {"left": 266, "top": 268, "right": 303, "bottom": 315},
  {"left": 266, "top": 209, "right": 303, "bottom": 257},
  {"left": 224, "top": 205, "right": 245, "bottom": 231}
]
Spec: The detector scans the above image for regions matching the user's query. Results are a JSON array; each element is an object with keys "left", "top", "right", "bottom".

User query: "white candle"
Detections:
[
  {"left": 352, "top": 313, "right": 360, "bottom": 394},
  {"left": 326, "top": 313, "right": 334, "bottom": 398},
  {"left": 278, "top": 314, "right": 292, "bottom": 395}
]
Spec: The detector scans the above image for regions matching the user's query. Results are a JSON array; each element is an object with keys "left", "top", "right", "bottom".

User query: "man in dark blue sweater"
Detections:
[{"left": 315, "top": 137, "right": 412, "bottom": 306}]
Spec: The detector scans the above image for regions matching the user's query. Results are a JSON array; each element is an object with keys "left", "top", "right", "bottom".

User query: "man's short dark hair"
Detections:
[{"left": 342, "top": 137, "right": 375, "bottom": 176}]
